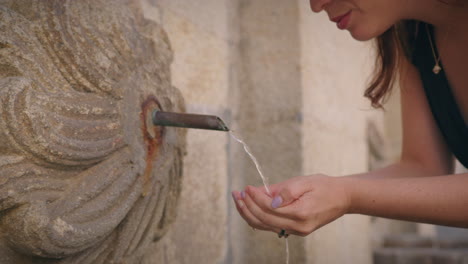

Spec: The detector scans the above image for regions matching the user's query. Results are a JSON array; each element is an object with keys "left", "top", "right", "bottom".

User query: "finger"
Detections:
[
  {"left": 269, "top": 176, "right": 313, "bottom": 208},
  {"left": 276, "top": 191, "right": 334, "bottom": 226},
  {"left": 266, "top": 182, "right": 284, "bottom": 197},
  {"left": 243, "top": 188, "right": 298, "bottom": 232},
  {"left": 231, "top": 190, "right": 242, "bottom": 201},
  {"left": 244, "top": 186, "right": 290, "bottom": 218},
  {"left": 246, "top": 185, "right": 309, "bottom": 221},
  {"left": 235, "top": 190, "right": 308, "bottom": 236},
  {"left": 231, "top": 191, "right": 272, "bottom": 231}
]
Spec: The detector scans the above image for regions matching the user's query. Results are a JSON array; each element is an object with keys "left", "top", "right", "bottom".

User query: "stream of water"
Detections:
[
  {"left": 229, "top": 131, "right": 289, "bottom": 264},
  {"left": 229, "top": 131, "right": 271, "bottom": 195}
]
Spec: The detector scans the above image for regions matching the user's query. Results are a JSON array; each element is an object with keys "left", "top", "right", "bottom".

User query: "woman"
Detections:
[{"left": 232, "top": 0, "right": 468, "bottom": 237}]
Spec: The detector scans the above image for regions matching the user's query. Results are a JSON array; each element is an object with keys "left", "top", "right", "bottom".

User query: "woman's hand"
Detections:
[{"left": 232, "top": 174, "right": 352, "bottom": 236}]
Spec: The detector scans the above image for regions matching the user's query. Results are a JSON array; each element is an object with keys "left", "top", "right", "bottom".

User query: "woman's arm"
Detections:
[
  {"left": 234, "top": 168, "right": 468, "bottom": 237},
  {"left": 348, "top": 160, "right": 445, "bottom": 180},
  {"left": 398, "top": 56, "right": 454, "bottom": 175},
  {"left": 353, "top": 56, "right": 455, "bottom": 180},
  {"left": 232, "top": 55, "right": 465, "bottom": 236},
  {"left": 345, "top": 172, "right": 468, "bottom": 228},
  {"left": 345, "top": 57, "right": 467, "bottom": 227}
]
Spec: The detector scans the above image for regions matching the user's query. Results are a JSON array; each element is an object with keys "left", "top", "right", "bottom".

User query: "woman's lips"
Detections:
[{"left": 331, "top": 11, "right": 352, "bottom": 30}]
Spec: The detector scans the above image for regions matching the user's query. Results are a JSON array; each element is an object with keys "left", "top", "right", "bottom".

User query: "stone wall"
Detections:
[
  {"left": 141, "top": 0, "right": 232, "bottom": 263},
  {"left": 143, "top": 0, "right": 384, "bottom": 263}
]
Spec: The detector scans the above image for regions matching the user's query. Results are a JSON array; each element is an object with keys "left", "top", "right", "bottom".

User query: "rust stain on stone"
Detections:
[{"left": 140, "top": 95, "right": 164, "bottom": 196}]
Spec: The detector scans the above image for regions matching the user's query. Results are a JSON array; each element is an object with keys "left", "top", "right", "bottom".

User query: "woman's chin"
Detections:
[{"left": 348, "top": 27, "right": 379, "bottom": 42}]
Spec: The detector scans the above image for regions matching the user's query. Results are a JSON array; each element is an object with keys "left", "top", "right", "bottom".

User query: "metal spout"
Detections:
[{"left": 152, "top": 110, "right": 229, "bottom": 131}]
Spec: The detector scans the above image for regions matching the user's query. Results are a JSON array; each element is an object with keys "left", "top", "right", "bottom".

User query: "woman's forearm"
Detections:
[
  {"left": 349, "top": 160, "right": 450, "bottom": 180},
  {"left": 342, "top": 172, "right": 468, "bottom": 227}
]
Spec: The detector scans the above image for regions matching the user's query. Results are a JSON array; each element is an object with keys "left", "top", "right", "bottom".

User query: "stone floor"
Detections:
[{"left": 374, "top": 233, "right": 468, "bottom": 264}]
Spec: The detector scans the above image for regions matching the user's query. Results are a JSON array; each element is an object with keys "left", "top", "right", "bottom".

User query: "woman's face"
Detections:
[{"left": 310, "top": 0, "right": 404, "bottom": 41}]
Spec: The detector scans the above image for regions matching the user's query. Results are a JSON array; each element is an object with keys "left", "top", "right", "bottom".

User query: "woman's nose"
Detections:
[{"left": 309, "top": 0, "right": 332, "bottom": 13}]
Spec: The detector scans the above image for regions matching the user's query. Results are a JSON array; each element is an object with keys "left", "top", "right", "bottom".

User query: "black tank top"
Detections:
[{"left": 411, "top": 23, "right": 468, "bottom": 169}]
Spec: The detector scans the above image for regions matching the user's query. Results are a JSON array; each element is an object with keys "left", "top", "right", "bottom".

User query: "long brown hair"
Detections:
[
  {"left": 365, "top": 0, "right": 461, "bottom": 108},
  {"left": 365, "top": 21, "right": 419, "bottom": 108}
]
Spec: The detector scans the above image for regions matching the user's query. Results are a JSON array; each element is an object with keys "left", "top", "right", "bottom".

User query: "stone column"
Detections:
[{"left": 228, "top": 1, "right": 305, "bottom": 263}]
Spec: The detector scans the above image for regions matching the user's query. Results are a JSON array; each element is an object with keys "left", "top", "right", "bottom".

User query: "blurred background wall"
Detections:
[{"left": 139, "top": 0, "right": 413, "bottom": 263}]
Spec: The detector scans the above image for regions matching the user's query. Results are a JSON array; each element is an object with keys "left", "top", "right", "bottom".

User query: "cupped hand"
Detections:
[{"left": 232, "top": 174, "right": 351, "bottom": 236}]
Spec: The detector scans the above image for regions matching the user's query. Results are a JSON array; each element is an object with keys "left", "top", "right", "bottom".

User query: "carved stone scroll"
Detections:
[{"left": 0, "top": 0, "right": 186, "bottom": 263}]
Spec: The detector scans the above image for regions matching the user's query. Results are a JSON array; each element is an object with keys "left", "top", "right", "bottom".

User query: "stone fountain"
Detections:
[{"left": 0, "top": 0, "right": 186, "bottom": 262}]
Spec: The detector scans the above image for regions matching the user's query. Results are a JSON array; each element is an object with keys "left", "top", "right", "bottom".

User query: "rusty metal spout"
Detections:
[{"left": 152, "top": 110, "right": 229, "bottom": 131}]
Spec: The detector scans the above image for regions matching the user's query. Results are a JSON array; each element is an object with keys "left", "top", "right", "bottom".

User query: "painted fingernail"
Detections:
[
  {"left": 231, "top": 192, "right": 236, "bottom": 200},
  {"left": 238, "top": 200, "right": 244, "bottom": 208},
  {"left": 241, "top": 191, "right": 246, "bottom": 199},
  {"left": 271, "top": 196, "right": 283, "bottom": 209}
]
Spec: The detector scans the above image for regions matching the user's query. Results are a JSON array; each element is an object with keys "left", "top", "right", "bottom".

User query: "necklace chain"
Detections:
[{"left": 425, "top": 24, "right": 443, "bottom": 75}]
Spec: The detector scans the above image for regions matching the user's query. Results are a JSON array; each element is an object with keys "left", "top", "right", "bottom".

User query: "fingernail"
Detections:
[
  {"left": 241, "top": 191, "right": 246, "bottom": 199},
  {"left": 231, "top": 192, "right": 236, "bottom": 200},
  {"left": 238, "top": 200, "right": 244, "bottom": 208},
  {"left": 271, "top": 196, "right": 283, "bottom": 209}
]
